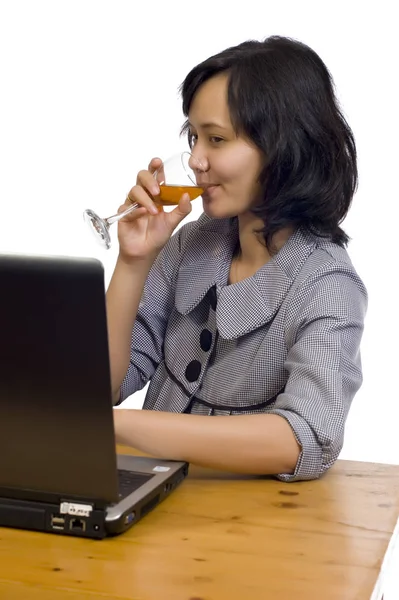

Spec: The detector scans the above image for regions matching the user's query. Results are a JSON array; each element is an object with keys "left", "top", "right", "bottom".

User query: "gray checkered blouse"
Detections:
[{"left": 119, "top": 214, "right": 367, "bottom": 482}]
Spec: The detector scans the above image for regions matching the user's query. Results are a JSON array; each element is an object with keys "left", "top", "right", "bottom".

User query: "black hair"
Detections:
[{"left": 180, "top": 36, "right": 357, "bottom": 250}]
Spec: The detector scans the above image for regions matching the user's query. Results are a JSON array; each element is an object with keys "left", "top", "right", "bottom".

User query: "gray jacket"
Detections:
[{"left": 120, "top": 214, "right": 367, "bottom": 481}]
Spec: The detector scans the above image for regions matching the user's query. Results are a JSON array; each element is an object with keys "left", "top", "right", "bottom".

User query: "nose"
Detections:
[{"left": 188, "top": 150, "right": 209, "bottom": 174}]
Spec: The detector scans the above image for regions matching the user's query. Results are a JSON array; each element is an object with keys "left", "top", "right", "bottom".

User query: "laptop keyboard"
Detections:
[{"left": 117, "top": 469, "right": 153, "bottom": 501}]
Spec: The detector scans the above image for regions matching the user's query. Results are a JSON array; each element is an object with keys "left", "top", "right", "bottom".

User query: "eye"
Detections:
[
  {"left": 210, "top": 136, "right": 224, "bottom": 144},
  {"left": 188, "top": 132, "right": 198, "bottom": 148}
]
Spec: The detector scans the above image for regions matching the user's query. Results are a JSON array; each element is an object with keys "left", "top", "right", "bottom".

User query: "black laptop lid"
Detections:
[{"left": 0, "top": 254, "right": 118, "bottom": 504}]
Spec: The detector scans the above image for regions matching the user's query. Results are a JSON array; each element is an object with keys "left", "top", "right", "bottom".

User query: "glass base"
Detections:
[{"left": 83, "top": 209, "right": 111, "bottom": 249}]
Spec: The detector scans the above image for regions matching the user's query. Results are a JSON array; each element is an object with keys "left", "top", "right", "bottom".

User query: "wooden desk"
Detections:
[{"left": 0, "top": 448, "right": 398, "bottom": 600}]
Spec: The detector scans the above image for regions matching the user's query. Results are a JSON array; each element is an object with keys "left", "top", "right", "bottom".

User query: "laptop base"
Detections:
[
  {"left": 0, "top": 496, "right": 107, "bottom": 539},
  {"left": 0, "top": 458, "right": 189, "bottom": 539}
]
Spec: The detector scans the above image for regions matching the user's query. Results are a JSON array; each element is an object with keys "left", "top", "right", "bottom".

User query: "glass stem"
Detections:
[{"left": 106, "top": 202, "right": 139, "bottom": 225}]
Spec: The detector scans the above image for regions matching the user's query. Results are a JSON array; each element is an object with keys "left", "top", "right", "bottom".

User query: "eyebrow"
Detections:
[{"left": 187, "top": 121, "right": 228, "bottom": 130}]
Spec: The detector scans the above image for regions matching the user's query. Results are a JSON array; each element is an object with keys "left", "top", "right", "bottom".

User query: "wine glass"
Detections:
[{"left": 83, "top": 151, "right": 207, "bottom": 249}]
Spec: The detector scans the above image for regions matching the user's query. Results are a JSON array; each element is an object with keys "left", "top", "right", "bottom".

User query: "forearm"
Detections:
[
  {"left": 106, "top": 255, "right": 155, "bottom": 401},
  {"left": 113, "top": 409, "right": 301, "bottom": 475}
]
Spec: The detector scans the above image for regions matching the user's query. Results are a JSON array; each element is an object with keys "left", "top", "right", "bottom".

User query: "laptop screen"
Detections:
[{"left": 0, "top": 254, "right": 119, "bottom": 504}]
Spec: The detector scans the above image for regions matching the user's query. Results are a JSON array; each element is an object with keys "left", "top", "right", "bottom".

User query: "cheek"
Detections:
[
  {"left": 228, "top": 146, "right": 262, "bottom": 177},
  {"left": 229, "top": 159, "right": 263, "bottom": 208},
  {"left": 211, "top": 153, "right": 238, "bottom": 182},
  {"left": 211, "top": 143, "right": 263, "bottom": 194},
  {"left": 229, "top": 160, "right": 262, "bottom": 194},
  {"left": 216, "top": 154, "right": 255, "bottom": 185}
]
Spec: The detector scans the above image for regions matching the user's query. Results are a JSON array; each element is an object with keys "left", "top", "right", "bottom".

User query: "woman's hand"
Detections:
[{"left": 117, "top": 157, "right": 192, "bottom": 262}]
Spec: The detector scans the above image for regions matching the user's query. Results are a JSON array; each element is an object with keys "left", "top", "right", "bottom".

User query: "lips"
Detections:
[
  {"left": 200, "top": 184, "right": 219, "bottom": 199},
  {"left": 197, "top": 182, "right": 217, "bottom": 189}
]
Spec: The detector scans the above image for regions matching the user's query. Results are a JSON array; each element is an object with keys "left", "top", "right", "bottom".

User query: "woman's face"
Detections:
[{"left": 187, "top": 73, "right": 265, "bottom": 220}]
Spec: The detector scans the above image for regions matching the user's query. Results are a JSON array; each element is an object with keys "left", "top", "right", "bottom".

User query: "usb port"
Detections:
[
  {"left": 51, "top": 515, "right": 65, "bottom": 530},
  {"left": 124, "top": 512, "right": 136, "bottom": 525}
]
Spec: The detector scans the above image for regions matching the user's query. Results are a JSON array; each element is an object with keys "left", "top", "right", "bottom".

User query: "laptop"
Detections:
[{"left": 0, "top": 253, "right": 188, "bottom": 539}]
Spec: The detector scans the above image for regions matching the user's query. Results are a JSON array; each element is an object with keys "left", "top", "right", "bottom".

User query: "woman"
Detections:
[{"left": 109, "top": 35, "right": 367, "bottom": 481}]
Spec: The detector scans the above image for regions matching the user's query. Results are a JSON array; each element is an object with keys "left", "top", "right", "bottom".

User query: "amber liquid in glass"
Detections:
[{"left": 158, "top": 185, "right": 204, "bottom": 206}]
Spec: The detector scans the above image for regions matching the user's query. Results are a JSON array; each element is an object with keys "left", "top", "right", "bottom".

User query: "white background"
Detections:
[{"left": 0, "top": 0, "right": 398, "bottom": 468}]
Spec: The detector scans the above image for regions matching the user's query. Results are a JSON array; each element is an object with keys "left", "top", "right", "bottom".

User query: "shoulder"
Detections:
[
  {"left": 260, "top": 227, "right": 367, "bottom": 309},
  {"left": 302, "top": 238, "right": 366, "bottom": 297},
  {"left": 288, "top": 235, "right": 368, "bottom": 325}
]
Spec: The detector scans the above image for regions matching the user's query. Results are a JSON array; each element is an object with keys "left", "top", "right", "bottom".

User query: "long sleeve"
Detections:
[
  {"left": 119, "top": 222, "right": 196, "bottom": 402},
  {"left": 270, "top": 264, "right": 367, "bottom": 481}
]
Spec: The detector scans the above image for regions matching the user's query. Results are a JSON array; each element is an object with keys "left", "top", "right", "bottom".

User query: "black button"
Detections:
[
  {"left": 200, "top": 329, "right": 212, "bottom": 352},
  {"left": 207, "top": 286, "right": 217, "bottom": 311},
  {"left": 185, "top": 360, "right": 202, "bottom": 382}
]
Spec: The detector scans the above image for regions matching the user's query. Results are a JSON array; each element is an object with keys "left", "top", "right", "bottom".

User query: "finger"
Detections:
[
  {"left": 148, "top": 157, "right": 163, "bottom": 174},
  {"left": 166, "top": 193, "right": 192, "bottom": 230},
  {"left": 126, "top": 184, "right": 158, "bottom": 215},
  {"left": 147, "top": 157, "right": 165, "bottom": 188},
  {"left": 136, "top": 169, "right": 161, "bottom": 197},
  {"left": 153, "top": 164, "right": 166, "bottom": 187}
]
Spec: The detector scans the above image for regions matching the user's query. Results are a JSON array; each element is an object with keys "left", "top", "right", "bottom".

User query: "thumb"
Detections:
[{"left": 167, "top": 193, "right": 192, "bottom": 229}]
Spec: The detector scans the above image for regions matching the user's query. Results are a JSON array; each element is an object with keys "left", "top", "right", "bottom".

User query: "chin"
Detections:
[
  {"left": 202, "top": 199, "right": 235, "bottom": 220},
  {"left": 203, "top": 205, "right": 231, "bottom": 220}
]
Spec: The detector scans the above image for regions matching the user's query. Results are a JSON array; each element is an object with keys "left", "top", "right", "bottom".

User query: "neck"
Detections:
[{"left": 235, "top": 213, "right": 293, "bottom": 268}]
